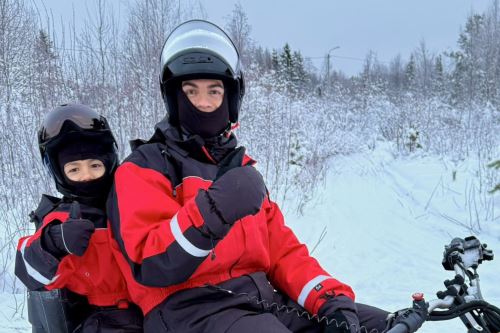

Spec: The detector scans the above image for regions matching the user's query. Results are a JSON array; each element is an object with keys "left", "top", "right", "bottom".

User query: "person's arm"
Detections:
[
  {"left": 265, "top": 199, "right": 355, "bottom": 315},
  {"left": 15, "top": 211, "right": 76, "bottom": 290},
  {"left": 107, "top": 157, "right": 266, "bottom": 288},
  {"left": 107, "top": 160, "right": 210, "bottom": 287},
  {"left": 15, "top": 200, "right": 96, "bottom": 291}
]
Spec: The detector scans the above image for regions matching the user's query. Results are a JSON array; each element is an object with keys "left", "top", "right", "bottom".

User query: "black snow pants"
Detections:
[{"left": 144, "top": 272, "right": 389, "bottom": 333}]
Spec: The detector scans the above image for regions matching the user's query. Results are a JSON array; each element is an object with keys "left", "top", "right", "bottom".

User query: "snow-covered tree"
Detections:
[{"left": 224, "top": 2, "right": 253, "bottom": 67}]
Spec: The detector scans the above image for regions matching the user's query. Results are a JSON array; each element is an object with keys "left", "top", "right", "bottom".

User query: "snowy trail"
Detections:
[
  {"left": 287, "top": 145, "right": 500, "bottom": 333},
  {"left": 2, "top": 145, "right": 499, "bottom": 332}
]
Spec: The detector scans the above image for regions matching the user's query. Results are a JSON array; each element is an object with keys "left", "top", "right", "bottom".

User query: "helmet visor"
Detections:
[
  {"left": 39, "top": 106, "right": 108, "bottom": 142},
  {"left": 160, "top": 20, "right": 240, "bottom": 82}
]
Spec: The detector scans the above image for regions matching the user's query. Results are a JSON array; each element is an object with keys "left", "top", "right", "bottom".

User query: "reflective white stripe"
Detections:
[
  {"left": 170, "top": 214, "right": 210, "bottom": 257},
  {"left": 20, "top": 238, "right": 59, "bottom": 286},
  {"left": 297, "top": 275, "right": 331, "bottom": 307}
]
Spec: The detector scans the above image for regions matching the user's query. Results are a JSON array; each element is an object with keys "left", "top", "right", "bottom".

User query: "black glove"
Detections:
[
  {"left": 386, "top": 306, "right": 427, "bottom": 333},
  {"left": 42, "top": 201, "right": 95, "bottom": 258},
  {"left": 323, "top": 310, "right": 359, "bottom": 333},
  {"left": 196, "top": 165, "right": 267, "bottom": 238},
  {"left": 319, "top": 295, "right": 360, "bottom": 333}
]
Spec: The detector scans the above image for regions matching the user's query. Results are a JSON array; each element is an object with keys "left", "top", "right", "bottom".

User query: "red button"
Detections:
[{"left": 412, "top": 293, "right": 424, "bottom": 301}]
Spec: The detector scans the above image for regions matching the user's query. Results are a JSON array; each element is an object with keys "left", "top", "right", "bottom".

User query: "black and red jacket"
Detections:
[
  {"left": 15, "top": 196, "right": 130, "bottom": 307},
  {"left": 107, "top": 120, "right": 355, "bottom": 315}
]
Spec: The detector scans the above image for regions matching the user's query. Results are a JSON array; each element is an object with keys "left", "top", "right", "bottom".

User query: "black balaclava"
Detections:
[
  {"left": 177, "top": 87, "right": 229, "bottom": 139},
  {"left": 57, "top": 140, "right": 114, "bottom": 207}
]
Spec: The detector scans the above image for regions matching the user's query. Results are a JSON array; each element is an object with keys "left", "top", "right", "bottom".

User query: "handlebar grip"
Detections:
[
  {"left": 386, "top": 308, "right": 427, "bottom": 333},
  {"left": 386, "top": 323, "right": 409, "bottom": 333}
]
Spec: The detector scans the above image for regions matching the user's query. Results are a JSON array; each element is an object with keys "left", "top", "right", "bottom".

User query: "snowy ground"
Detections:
[
  {"left": 1, "top": 142, "right": 499, "bottom": 332},
  {"left": 286, "top": 143, "right": 500, "bottom": 333}
]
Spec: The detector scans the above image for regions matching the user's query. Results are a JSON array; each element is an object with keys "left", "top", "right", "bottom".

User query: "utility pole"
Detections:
[{"left": 326, "top": 46, "right": 340, "bottom": 81}]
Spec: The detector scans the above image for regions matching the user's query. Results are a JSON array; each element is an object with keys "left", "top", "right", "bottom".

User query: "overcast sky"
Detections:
[{"left": 39, "top": 0, "right": 492, "bottom": 76}]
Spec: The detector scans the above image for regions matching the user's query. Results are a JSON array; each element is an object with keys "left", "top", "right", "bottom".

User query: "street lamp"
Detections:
[{"left": 326, "top": 46, "right": 340, "bottom": 81}]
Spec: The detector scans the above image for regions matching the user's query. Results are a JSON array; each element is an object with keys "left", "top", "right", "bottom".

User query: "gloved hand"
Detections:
[
  {"left": 196, "top": 164, "right": 267, "bottom": 238},
  {"left": 319, "top": 295, "right": 360, "bottom": 333},
  {"left": 386, "top": 306, "right": 427, "bottom": 333},
  {"left": 324, "top": 310, "right": 359, "bottom": 333},
  {"left": 42, "top": 201, "right": 95, "bottom": 258}
]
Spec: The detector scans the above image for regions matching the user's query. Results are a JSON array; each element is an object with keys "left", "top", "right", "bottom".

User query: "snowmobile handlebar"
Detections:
[{"left": 385, "top": 236, "right": 499, "bottom": 333}]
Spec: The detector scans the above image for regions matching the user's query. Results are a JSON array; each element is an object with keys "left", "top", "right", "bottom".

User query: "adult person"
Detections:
[
  {"left": 107, "top": 20, "right": 389, "bottom": 333},
  {"left": 15, "top": 104, "right": 142, "bottom": 332}
]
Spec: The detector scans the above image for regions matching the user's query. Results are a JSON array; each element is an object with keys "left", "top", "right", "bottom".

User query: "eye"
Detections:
[
  {"left": 66, "top": 167, "right": 79, "bottom": 174},
  {"left": 89, "top": 160, "right": 105, "bottom": 169},
  {"left": 183, "top": 88, "right": 196, "bottom": 96},
  {"left": 209, "top": 89, "right": 223, "bottom": 96}
]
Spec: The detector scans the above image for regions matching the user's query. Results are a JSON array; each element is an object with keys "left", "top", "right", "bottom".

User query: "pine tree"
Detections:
[
  {"left": 271, "top": 49, "right": 280, "bottom": 72},
  {"left": 448, "top": 14, "right": 486, "bottom": 106},
  {"left": 432, "top": 54, "right": 445, "bottom": 98},
  {"left": 292, "top": 50, "right": 308, "bottom": 93},
  {"left": 279, "top": 43, "right": 293, "bottom": 82},
  {"left": 404, "top": 54, "right": 417, "bottom": 93},
  {"left": 388, "top": 54, "right": 404, "bottom": 101},
  {"left": 276, "top": 43, "right": 305, "bottom": 95},
  {"left": 31, "top": 29, "right": 61, "bottom": 109}
]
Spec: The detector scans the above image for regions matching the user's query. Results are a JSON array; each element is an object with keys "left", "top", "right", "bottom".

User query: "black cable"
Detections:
[
  {"left": 204, "top": 284, "right": 383, "bottom": 333},
  {"left": 428, "top": 301, "right": 500, "bottom": 322},
  {"left": 483, "top": 308, "right": 500, "bottom": 331}
]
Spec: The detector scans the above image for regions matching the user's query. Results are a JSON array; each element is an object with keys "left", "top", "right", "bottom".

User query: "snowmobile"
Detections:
[
  {"left": 27, "top": 235, "right": 499, "bottom": 332},
  {"left": 206, "top": 235, "right": 499, "bottom": 333},
  {"left": 386, "top": 236, "right": 500, "bottom": 333}
]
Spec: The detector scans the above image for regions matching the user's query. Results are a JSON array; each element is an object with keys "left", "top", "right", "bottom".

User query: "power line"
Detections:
[
  {"left": 304, "top": 54, "right": 390, "bottom": 64},
  {"left": 52, "top": 46, "right": 121, "bottom": 55},
  {"left": 50, "top": 46, "right": 390, "bottom": 66}
]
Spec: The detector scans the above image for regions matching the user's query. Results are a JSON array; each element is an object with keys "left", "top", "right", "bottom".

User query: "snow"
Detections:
[
  {"left": 285, "top": 142, "right": 500, "bottom": 332},
  {"left": 0, "top": 292, "right": 27, "bottom": 333},
  {"left": 1, "top": 142, "right": 499, "bottom": 332}
]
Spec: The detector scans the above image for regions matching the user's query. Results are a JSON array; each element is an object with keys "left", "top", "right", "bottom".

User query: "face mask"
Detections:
[
  {"left": 56, "top": 141, "right": 115, "bottom": 205},
  {"left": 177, "top": 89, "right": 229, "bottom": 138},
  {"left": 64, "top": 171, "right": 112, "bottom": 199}
]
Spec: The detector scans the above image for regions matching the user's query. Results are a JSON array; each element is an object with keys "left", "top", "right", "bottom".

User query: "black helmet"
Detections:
[
  {"left": 38, "top": 103, "right": 118, "bottom": 202},
  {"left": 159, "top": 19, "right": 245, "bottom": 126}
]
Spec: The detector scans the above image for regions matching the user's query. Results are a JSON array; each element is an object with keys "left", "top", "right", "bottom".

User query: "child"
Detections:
[{"left": 15, "top": 103, "right": 142, "bottom": 332}]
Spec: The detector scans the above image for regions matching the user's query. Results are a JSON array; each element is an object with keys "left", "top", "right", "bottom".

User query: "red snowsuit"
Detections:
[
  {"left": 107, "top": 122, "right": 355, "bottom": 319},
  {"left": 15, "top": 197, "right": 130, "bottom": 307}
]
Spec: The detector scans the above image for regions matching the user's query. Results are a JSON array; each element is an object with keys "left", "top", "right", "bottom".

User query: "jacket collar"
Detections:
[{"left": 153, "top": 117, "right": 238, "bottom": 164}]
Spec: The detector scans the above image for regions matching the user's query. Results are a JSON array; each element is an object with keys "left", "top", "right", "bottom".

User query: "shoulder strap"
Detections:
[{"left": 29, "top": 195, "right": 62, "bottom": 231}]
